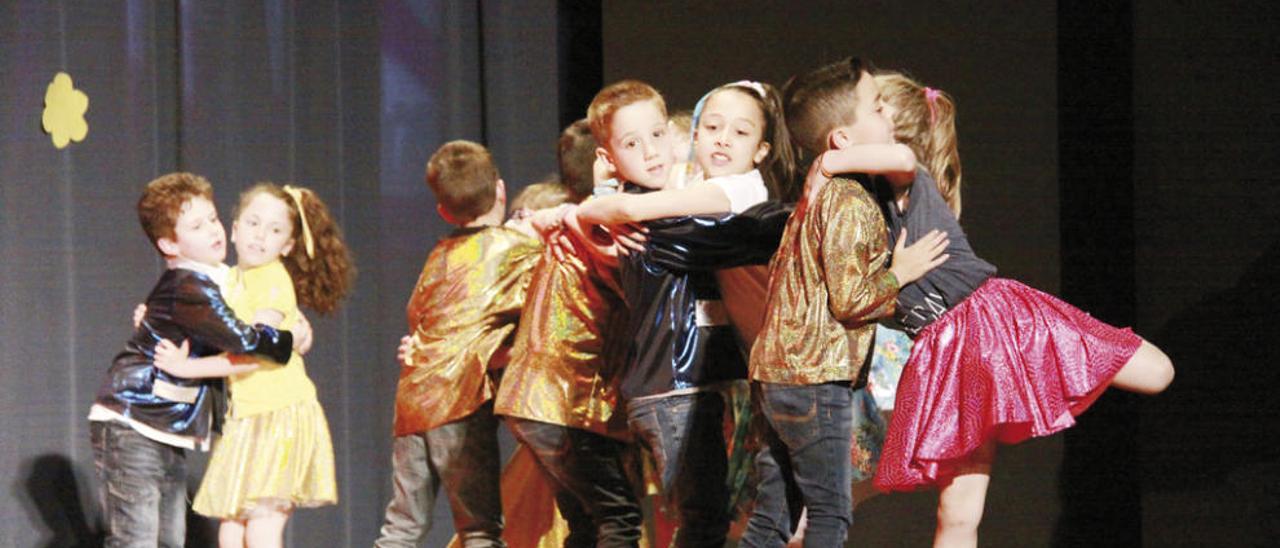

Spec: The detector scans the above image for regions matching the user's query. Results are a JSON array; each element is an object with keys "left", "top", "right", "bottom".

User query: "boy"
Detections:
[
  {"left": 89, "top": 172, "right": 305, "bottom": 547},
  {"left": 494, "top": 112, "right": 642, "bottom": 547},
  {"left": 375, "top": 140, "right": 542, "bottom": 548},
  {"left": 739, "top": 58, "right": 945, "bottom": 547},
  {"left": 548, "top": 80, "right": 792, "bottom": 546}
]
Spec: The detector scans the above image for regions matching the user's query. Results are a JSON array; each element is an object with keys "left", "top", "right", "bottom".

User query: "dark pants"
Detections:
[
  {"left": 626, "top": 391, "right": 731, "bottom": 547},
  {"left": 740, "top": 382, "right": 855, "bottom": 548},
  {"left": 375, "top": 402, "right": 505, "bottom": 548},
  {"left": 90, "top": 420, "right": 187, "bottom": 548},
  {"left": 507, "top": 418, "right": 642, "bottom": 548}
]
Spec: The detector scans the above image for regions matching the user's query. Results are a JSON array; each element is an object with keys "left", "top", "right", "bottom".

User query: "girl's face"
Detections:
[
  {"left": 232, "top": 192, "right": 295, "bottom": 269},
  {"left": 694, "top": 89, "right": 770, "bottom": 179}
]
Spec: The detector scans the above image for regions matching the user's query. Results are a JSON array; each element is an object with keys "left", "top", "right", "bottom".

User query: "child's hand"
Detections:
[
  {"left": 564, "top": 209, "right": 619, "bottom": 267},
  {"left": 396, "top": 335, "right": 413, "bottom": 367},
  {"left": 531, "top": 204, "right": 572, "bottom": 238},
  {"left": 889, "top": 229, "right": 950, "bottom": 285},
  {"left": 132, "top": 304, "right": 147, "bottom": 329},
  {"left": 292, "top": 312, "right": 314, "bottom": 355},
  {"left": 153, "top": 338, "right": 191, "bottom": 376},
  {"left": 609, "top": 223, "right": 649, "bottom": 256},
  {"left": 804, "top": 152, "right": 834, "bottom": 205}
]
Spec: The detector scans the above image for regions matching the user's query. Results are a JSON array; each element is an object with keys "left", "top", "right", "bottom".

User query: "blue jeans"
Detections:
[
  {"left": 375, "top": 402, "right": 505, "bottom": 548},
  {"left": 626, "top": 391, "right": 731, "bottom": 547},
  {"left": 90, "top": 420, "right": 187, "bottom": 548},
  {"left": 740, "top": 382, "right": 855, "bottom": 548},
  {"left": 508, "top": 419, "right": 642, "bottom": 548}
]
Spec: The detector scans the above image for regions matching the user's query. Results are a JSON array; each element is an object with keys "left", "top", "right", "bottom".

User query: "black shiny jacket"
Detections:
[
  {"left": 93, "top": 268, "right": 293, "bottom": 442},
  {"left": 617, "top": 200, "right": 793, "bottom": 400}
]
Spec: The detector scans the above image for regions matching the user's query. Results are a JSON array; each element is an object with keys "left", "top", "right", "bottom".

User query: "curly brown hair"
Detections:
[
  {"left": 137, "top": 172, "right": 215, "bottom": 255},
  {"left": 236, "top": 183, "right": 356, "bottom": 315}
]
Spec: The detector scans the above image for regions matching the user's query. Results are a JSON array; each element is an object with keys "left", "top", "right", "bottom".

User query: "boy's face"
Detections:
[
  {"left": 694, "top": 89, "right": 770, "bottom": 179},
  {"left": 599, "top": 99, "right": 673, "bottom": 189},
  {"left": 833, "top": 72, "right": 895, "bottom": 147},
  {"left": 160, "top": 196, "right": 227, "bottom": 266}
]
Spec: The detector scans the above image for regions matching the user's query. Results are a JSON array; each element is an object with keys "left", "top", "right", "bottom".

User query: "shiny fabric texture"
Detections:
[
  {"left": 494, "top": 246, "right": 630, "bottom": 438},
  {"left": 192, "top": 400, "right": 337, "bottom": 518},
  {"left": 93, "top": 268, "right": 293, "bottom": 443},
  {"left": 874, "top": 278, "right": 1143, "bottom": 491},
  {"left": 396, "top": 226, "right": 542, "bottom": 436},
  {"left": 750, "top": 178, "right": 898, "bottom": 385},
  {"left": 623, "top": 201, "right": 793, "bottom": 399}
]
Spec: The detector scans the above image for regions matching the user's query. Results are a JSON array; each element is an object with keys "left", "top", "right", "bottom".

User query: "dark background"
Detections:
[{"left": 2, "top": 1, "right": 1276, "bottom": 546}]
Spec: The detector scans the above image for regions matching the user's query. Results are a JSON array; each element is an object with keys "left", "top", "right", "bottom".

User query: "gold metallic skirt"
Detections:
[{"left": 192, "top": 400, "right": 337, "bottom": 519}]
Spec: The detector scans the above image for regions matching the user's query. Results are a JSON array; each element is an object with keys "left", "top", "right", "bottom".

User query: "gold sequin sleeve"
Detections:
[{"left": 817, "top": 180, "right": 898, "bottom": 326}]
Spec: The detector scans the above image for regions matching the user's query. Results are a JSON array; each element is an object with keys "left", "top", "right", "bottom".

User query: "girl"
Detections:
[
  {"left": 155, "top": 183, "right": 354, "bottom": 548},
  {"left": 554, "top": 79, "right": 795, "bottom": 546},
  {"left": 809, "top": 74, "right": 1174, "bottom": 547},
  {"left": 851, "top": 71, "right": 969, "bottom": 493}
]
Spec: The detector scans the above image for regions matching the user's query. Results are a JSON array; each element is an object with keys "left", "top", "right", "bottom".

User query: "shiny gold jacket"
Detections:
[
  {"left": 394, "top": 226, "right": 541, "bottom": 436},
  {"left": 494, "top": 245, "right": 630, "bottom": 439},
  {"left": 750, "top": 177, "right": 898, "bottom": 385}
]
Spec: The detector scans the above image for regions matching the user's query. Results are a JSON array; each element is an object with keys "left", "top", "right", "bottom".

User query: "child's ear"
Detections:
[
  {"left": 827, "top": 126, "right": 852, "bottom": 150},
  {"left": 157, "top": 237, "right": 180, "bottom": 257},
  {"left": 495, "top": 178, "right": 507, "bottom": 207},
  {"left": 753, "top": 140, "right": 771, "bottom": 165},
  {"left": 436, "top": 203, "right": 459, "bottom": 225},
  {"left": 281, "top": 238, "right": 295, "bottom": 257},
  {"left": 595, "top": 147, "right": 616, "bottom": 174}
]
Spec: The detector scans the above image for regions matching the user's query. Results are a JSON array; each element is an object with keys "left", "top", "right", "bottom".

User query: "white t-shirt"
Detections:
[{"left": 704, "top": 169, "right": 767, "bottom": 213}]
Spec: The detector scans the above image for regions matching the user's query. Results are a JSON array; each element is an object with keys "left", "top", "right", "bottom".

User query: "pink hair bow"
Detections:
[{"left": 924, "top": 87, "right": 941, "bottom": 126}]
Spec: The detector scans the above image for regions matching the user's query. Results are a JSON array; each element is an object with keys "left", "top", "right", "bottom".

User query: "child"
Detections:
[
  {"left": 494, "top": 83, "right": 650, "bottom": 548},
  {"left": 152, "top": 182, "right": 353, "bottom": 547},
  {"left": 87, "top": 172, "right": 305, "bottom": 547},
  {"left": 811, "top": 72, "right": 1175, "bottom": 547},
  {"left": 558, "top": 118, "right": 600, "bottom": 202},
  {"left": 739, "top": 58, "right": 948, "bottom": 548},
  {"left": 562, "top": 79, "right": 798, "bottom": 546},
  {"left": 370, "top": 140, "right": 542, "bottom": 547},
  {"left": 505, "top": 178, "right": 573, "bottom": 238}
]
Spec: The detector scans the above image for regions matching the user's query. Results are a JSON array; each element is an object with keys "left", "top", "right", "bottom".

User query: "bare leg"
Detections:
[
  {"left": 933, "top": 440, "right": 996, "bottom": 548},
  {"left": 1109, "top": 340, "right": 1174, "bottom": 395},
  {"left": 218, "top": 519, "right": 247, "bottom": 548},
  {"left": 244, "top": 505, "right": 292, "bottom": 548}
]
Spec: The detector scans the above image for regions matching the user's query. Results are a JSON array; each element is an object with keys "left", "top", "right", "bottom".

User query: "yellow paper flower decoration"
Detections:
[{"left": 42, "top": 72, "right": 89, "bottom": 149}]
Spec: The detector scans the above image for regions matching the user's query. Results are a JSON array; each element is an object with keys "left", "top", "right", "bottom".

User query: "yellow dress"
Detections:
[{"left": 192, "top": 260, "right": 337, "bottom": 519}]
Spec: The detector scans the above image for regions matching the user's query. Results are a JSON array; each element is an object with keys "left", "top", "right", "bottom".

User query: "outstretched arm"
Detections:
[
  {"left": 575, "top": 183, "right": 732, "bottom": 226},
  {"left": 645, "top": 201, "right": 795, "bottom": 272},
  {"left": 806, "top": 144, "right": 917, "bottom": 202},
  {"left": 152, "top": 338, "right": 259, "bottom": 378}
]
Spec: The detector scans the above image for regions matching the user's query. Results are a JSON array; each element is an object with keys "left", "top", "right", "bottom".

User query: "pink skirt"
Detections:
[{"left": 873, "top": 278, "right": 1141, "bottom": 491}]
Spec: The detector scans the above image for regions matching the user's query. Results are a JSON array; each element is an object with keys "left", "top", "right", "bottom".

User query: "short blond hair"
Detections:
[
  {"left": 511, "top": 180, "right": 574, "bottom": 212},
  {"left": 425, "top": 140, "right": 500, "bottom": 223},
  {"left": 587, "top": 80, "right": 667, "bottom": 145}
]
